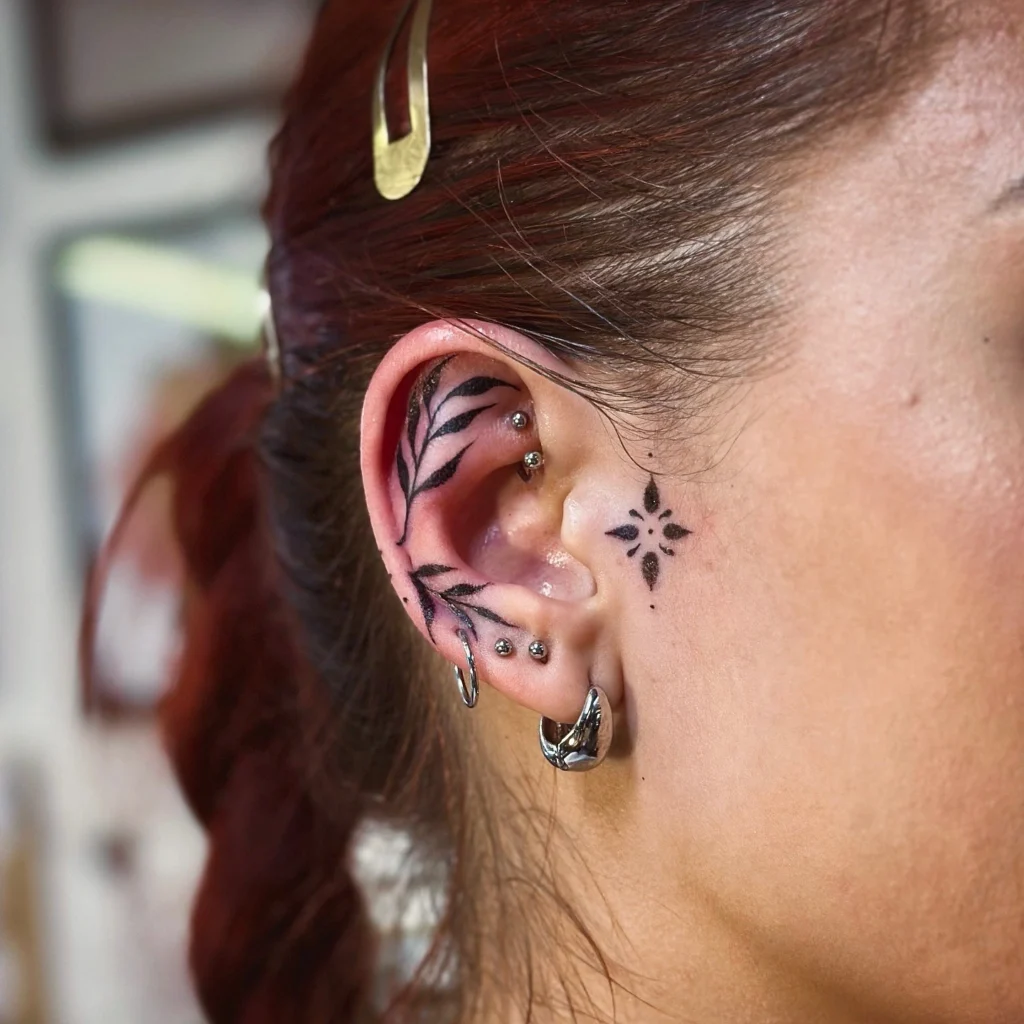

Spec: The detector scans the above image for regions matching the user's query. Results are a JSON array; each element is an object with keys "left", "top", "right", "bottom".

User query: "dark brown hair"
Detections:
[{"left": 86, "top": 1, "right": 945, "bottom": 1020}]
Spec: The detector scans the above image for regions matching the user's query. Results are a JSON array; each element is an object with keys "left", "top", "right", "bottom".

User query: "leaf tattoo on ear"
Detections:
[
  {"left": 606, "top": 476, "right": 691, "bottom": 591},
  {"left": 409, "top": 563, "right": 518, "bottom": 642},
  {"left": 396, "top": 357, "right": 519, "bottom": 544}
]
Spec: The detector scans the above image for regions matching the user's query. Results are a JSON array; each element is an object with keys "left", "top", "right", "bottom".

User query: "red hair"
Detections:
[{"left": 84, "top": 1, "right": 943, "bottom": 1019}]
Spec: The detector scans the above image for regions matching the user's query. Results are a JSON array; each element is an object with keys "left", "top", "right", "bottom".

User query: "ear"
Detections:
[{"left": 360, "top": 318, "right": 630, "bottom": 723}]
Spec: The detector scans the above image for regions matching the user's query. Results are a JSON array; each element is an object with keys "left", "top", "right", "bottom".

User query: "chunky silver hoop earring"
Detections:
[
  {"left": 453, "top": 629, "right": 479, "bottom": 708},
  {"left": 538, "top": 685, "right": 612, "bottom": 772}
]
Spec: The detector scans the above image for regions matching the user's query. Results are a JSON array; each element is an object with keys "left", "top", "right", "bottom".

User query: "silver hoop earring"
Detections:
[
  {"left": 538, "top": 685, "right": 612, "bottom": 772},
  {"left": 453, "top": 629, "right": 478, "bottom": 708}
]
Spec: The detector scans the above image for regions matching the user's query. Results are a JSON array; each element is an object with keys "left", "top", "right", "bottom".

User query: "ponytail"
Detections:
[{"left": 83, "top": 360, "right": 376, "bottom": 1023}]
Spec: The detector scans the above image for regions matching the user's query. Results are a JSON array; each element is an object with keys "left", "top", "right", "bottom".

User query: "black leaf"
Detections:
[
  {"left": 411, "top": 576, "right": 436, "bottom": 637},
  {"left": 421, "top": 355, "right": 455, "bottom": 409},
  {"left": 464, "top": 604, "right": 516, "bottom": 628},
  {"left": 663, "top": 523, "right": 690, "bottom": 540},
  {"left": 412, "top": 564, "right": 454, "bottom": 578},
  {"left": 442, "top": 376, "right": 517, "bottom": 402},
  {"left": 629, "top": 509, "right": 643, "bottom": 520},
  {"left": 449, "top": 604, "right": 477, "bottom": 637},
  {"left": 643, "top": 477, "right": 661, "bottom": 515},
  {"left": 606, "top": 524, "right": 640, "bottom": 541},
  {"left": 407, "top": 394, "right": 422, "bottom": 451},
  {"left": 396, "top": 447, "right": 410, "bottom": 497},
  {"left": 428, "top": 403, "right": 495, "bottom": 442},
  {"left": 641, "top": 551, "right": 660, "bottom": 590},
  {"left": 414, "top": 443, "right": 472, "bottom": 495},
  {"left": 440, "top": 583, "right": 487, "bottom": 599}
]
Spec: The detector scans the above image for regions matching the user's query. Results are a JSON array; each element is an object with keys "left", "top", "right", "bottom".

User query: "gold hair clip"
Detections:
[{"left": 372, "top": 0, "right": 434, "bottom": 201}]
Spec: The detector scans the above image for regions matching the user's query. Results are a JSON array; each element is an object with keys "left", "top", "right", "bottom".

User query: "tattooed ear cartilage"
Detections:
[
  {"left": 528, "top": 640, "right": 548, "bottom": 663},
  {"left": 606, "top": 476, "right": 691, "bottom": 591},
  {"left": 518, "top": 449, "right": 544, "bottom": 482},
  {"left": 494, "top": 637, "right": 515, "bottom": 657},
  {"left": 453, "top": 628, "right": 479, "bottom": 708},
  {"left": 510, "top": 410, "right": 530, "bottom": 431},
  {"left": 409, "top": 563, "right": 517, "bottom": 643},
  {"left": 396, "top": 356, "right": 519, "bottom": 544}
]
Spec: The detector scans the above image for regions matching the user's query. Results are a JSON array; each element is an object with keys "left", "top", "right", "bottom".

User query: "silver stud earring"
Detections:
[
  {"left": 494, "top": 637, "right": 514, "bottom": 657},
  {"left": 510, "top": 410, "right": 530, "bottom": 431},
  {"left": 528, "top": 640, "right": 548, "bottom": 663},
  {"left": 519, "top": 449, "right": 544, "bottom": 482},
  {"left": 539, "top": 684, "right": 613, "bottom": 772}
]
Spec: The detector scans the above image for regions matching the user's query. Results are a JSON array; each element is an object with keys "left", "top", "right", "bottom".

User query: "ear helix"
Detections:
[{"left": 391, "top": 358, "right": 607, "bottom": 768}]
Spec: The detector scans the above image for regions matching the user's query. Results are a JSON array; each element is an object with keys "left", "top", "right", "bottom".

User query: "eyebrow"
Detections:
[{"left": 991, "top": 174, "right": 1024, "bottom": 212}]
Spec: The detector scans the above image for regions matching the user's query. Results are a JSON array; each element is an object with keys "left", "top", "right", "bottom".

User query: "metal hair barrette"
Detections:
[{"left": 372, "top": 0, "right": 435, "bottom": 200}]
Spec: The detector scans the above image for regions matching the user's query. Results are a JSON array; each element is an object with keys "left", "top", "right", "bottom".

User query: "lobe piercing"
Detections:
[
  {"left": 494, "top": 638, "right": 514, "bottom": 657},
  {"left": 510, "top": 411, "right": 530, "bottom": 431},
  {"left": 528, "top": 640, "right": 548, "bottom": 663}
]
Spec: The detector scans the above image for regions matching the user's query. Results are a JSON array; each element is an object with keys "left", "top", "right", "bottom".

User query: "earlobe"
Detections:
[{"left": 360, "top": 320, "right": 622, "bottom": 726}]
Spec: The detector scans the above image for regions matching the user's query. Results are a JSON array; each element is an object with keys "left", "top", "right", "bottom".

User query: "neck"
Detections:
[{"left": 460, "top": 690, "right": 890, "bottom": 1024}]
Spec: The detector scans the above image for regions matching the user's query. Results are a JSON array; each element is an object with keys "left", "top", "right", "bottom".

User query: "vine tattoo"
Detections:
[
  {"left": 396, "top": 356, "right": 518, "bottom": 544},
  {"left": 606, "top": 476, "right": 691, "bottom": 590},
  {"left": 409, "top": 564, "right": 518, "bottom": 642}
]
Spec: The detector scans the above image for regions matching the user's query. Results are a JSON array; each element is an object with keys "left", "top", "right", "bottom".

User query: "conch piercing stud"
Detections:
[
  {"left": 494, "top": 638, "right": 514, "bottom": 657},
  {"left": 518, "top": 449, "right": 544, "bottom": 482},
  {"left": 528, "top": 640, "right": 548, "bottom": 663},
  {"left": 539, "top": 684, "right": 613, "bottom": 772},
  {"left": 510, "top": 410, "right": 530, "bottom": 431}
]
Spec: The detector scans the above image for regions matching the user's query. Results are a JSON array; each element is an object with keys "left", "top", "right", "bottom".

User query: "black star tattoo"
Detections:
[{"left": 606, "top": 476, "right": 691, "bottom": 590}]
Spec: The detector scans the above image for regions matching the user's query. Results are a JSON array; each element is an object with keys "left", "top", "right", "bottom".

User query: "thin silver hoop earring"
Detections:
[
  {"left": 453, "top": 628, "right": 479, "bottom": 708},
  {"left": 538, "top": 685, "right": 612, "bottom": 772}
]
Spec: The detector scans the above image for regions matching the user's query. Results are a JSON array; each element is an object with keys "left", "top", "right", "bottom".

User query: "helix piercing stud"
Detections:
[
  {"left": 494, "top": 638, "right": 514, "bottom": 657},
  {"left": 528, "top": 640, "right": 548, "bottom": 663},
  {"left": 510, "top": 411, "right": 530, "bottom": 431}
]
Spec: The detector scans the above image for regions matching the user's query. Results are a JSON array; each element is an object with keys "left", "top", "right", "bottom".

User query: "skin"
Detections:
[{"left": 361, "top": 5, "right": 1024, "bottom": 1021}]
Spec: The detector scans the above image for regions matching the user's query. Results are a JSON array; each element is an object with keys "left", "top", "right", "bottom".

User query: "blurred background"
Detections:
[{"left": 0, "top": 0, "right": 321, "bottom": 1019}]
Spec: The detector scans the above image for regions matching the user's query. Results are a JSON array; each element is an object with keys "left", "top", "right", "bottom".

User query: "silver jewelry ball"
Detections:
[
  {"left": 511, "top": 411, "right": 530, "bottom": 431},
  {"left": 523, "top": 450, "right": 544, "bottom": 471},
  {"left": 528, "top": 640, "right": 548, "bottom": 663},
  {"left": 494, "top": 638, "right": 514, "bottom": 657}
]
